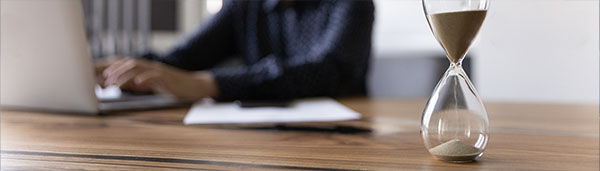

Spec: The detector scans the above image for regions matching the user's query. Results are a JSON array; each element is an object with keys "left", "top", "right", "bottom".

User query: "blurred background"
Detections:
[{"left": 81, "top": 0, "right": 599, "bottom": 104}]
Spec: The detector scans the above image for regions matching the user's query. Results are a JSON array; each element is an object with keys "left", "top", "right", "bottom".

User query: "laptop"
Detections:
[{"left": 0, "top": 0, "right": 186, "bottom": 114}]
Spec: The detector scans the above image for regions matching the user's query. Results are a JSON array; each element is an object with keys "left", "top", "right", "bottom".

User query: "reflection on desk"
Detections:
[{"left": 1, "top": 98, "right": 598, "bottom": 170}]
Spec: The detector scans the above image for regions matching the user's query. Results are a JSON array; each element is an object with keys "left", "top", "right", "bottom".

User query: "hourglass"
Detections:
[{"left": 421, "top": 0, "right": 490, "bottom": 163}]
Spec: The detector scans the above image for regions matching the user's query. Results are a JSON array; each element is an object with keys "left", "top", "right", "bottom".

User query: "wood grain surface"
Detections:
[{"left": 1, "top": 98, "right": 598, "bottom": 170}]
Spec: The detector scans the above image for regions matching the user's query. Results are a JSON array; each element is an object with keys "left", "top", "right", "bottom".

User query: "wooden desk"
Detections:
[{"left": 1, "top": 98, "right": 598, "bottom": 170}]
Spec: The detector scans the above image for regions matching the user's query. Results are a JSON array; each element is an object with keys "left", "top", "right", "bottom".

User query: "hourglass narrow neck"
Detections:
[
  {"left": 449, "top": 62, "right": 463, "bottom": 69},
  {"left": 444, "top": 62, "right": 468, "bottom": 80}
]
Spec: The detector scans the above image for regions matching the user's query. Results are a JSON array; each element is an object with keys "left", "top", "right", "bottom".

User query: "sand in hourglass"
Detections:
[
  {"left": 429, "top": 139, "right": 482, "bottom": 162},
  {"left": 428, "top": 10, "right": 487, "bottom": 63}
]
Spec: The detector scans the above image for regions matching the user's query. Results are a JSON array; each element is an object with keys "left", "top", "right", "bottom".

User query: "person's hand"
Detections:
[{"left": 95, "top": 58, "right": 218, "bottom": 101}]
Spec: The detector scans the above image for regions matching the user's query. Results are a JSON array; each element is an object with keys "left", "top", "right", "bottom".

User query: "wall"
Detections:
[
  {"left": 473, "top": 0, "right": 599, "bottom": 104},
  {"left": 373, "top": 0, "right": 442, "bottom": 57}
]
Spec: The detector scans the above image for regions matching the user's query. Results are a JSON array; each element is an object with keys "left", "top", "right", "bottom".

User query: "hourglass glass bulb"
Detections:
[{"left": 421, "top": 63, "right": 489, "bottom": 163}]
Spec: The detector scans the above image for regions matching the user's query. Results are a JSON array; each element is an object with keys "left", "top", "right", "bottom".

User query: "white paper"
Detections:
[{"left": 184, "top": 98, "right": 361, "bottom": 125}]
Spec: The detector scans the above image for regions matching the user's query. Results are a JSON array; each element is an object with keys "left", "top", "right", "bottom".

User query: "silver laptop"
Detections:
[{"left": 0, "top": 0, "right": 186, "bottom": 114}]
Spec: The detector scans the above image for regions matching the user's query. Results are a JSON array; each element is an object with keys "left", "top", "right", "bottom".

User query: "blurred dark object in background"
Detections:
[{"left": 81, "top": 0, "right": 179, "bottom": 59}]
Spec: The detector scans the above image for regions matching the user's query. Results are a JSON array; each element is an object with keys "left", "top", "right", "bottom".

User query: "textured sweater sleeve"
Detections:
[
  {"left": 144, "top": 1, "right": 237, "bottom": 71},
  {"left": 211, "top": 1, "right": 375, "bottom": 101}
]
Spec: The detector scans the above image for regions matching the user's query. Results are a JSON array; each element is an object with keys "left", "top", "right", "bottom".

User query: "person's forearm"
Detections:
[
  {"left": 208, "top": 56, "right": 354, "bottom": 101},
  {"left": 192, "top": 71, "right": 219, "bottom": 98}
]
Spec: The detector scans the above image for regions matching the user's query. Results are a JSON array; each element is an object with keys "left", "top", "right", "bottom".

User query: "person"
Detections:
[{"left": 96, "top": 0, "right": 375, "bottom": 101}]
